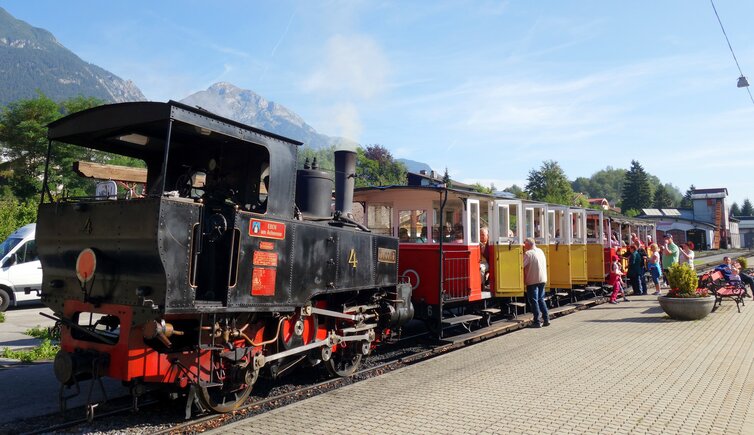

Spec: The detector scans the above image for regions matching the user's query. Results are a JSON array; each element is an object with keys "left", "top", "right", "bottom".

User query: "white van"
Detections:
[{"left": 0, "top": 223, "right": 42, "bottom": 312}]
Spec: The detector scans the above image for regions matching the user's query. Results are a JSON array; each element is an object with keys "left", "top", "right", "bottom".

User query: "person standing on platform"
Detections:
[
  {"left": 679, "top": 242, "right": 695, "bottom": 270},
  {"left": 661, "top": 234, "right": 679, "bottom": 286},
  {"left": 523, "top": 237, "right": 549, "bottom": 328},
  {"left": 608, "top": 254, "right": 628, "bottom": 304},
  {"left": 627, "top": 244, "right": 647, "bottom": 295},
  {"left": 647, "top": 243, "right": 663, "bottom": 295}
]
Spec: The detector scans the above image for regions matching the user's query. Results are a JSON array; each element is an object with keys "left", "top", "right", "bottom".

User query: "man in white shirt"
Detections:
[{"left": 523, "top": 237, "right": 549, "bottom": 327}]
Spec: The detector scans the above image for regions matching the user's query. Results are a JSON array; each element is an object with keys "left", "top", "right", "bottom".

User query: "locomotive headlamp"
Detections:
[{"left": 75, "top": 248, "right": 97, "bottom": 284}]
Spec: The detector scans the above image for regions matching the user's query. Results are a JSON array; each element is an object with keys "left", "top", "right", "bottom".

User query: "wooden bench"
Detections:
[{"left": 708, "top": 270, "right": 747, "bottom": 313}]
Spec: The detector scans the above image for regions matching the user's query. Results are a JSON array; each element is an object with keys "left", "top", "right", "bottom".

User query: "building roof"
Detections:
[
  {"left": 690, "top": 187, "right": 728, "bottom": 199},
  {"left": 641, "top": 208, "right": 682, "bottom": 217}
]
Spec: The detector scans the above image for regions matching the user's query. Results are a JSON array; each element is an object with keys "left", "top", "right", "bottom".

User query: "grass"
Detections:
[
  {"left": 1, "top": 325, "right": 60, "bottom": 363},
  {"left": 0, "top": 312, "right": 5, "bottom": 323}
]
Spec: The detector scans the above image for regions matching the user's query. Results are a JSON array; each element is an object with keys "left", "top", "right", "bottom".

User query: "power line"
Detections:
[{"left": 710, "top": 0, "right": 754, "bottom": 105}]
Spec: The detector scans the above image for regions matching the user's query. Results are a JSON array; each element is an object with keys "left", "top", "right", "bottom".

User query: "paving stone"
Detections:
[{"left": 209, "top": 298, "right": 754, "bottom": 435}]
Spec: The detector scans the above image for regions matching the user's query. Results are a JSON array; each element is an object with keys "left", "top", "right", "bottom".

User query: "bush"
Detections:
[
  {"left": 2, "top": 339, "right": 59, "bottom": 362},
  {"left": 666, "top": 263, "right": 705, "bottom": 298},
  {"left": 737, "top": 257, "right": 748, "bottom": 270},
  {"left": 0, "top": 199, "right": 37, "bottom": 241}
]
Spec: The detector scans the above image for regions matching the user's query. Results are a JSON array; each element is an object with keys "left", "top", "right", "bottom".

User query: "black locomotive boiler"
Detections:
[{"left": 37, "top": 101, "right": 413, "bottom": 414}]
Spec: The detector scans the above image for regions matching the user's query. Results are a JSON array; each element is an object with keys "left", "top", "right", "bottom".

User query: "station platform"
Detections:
[{"left": 212, "top": 295, "right": 754, "bottom": 435}]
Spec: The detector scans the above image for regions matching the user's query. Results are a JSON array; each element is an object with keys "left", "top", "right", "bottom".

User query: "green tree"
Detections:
[
  {"left": 730, "top": 202, "right": 741, "bottom": 217},
  {"left": 354, "top": 145, "right": 407, "bottom": 188},
  {"left": 298, "top": 145, "right": 336, "bottom": 172},
  {"left": 442, "top": 168, "right": 451, "bottom": 188},
  {"left": 525, "top": 160, "right": 574, "bottom": 205},
  {"left": 652, "top": 184, "right": 674, "bottom": 208},
  {"left": 0, "top": 199, "right": 37, "bottom": 241},
  {"left": 742, "top": 199, "right": 753, "bottom": 216},
  {"left": 680, "top": 184, "right": 695, "bottom": 208},
  {"left": 504, "top": 184, "right": 529, "bottom": 199},
  {"left": 470, "top": 182, "right": 494, "bottom": 194},
  {"left": 0, "top": 94, "right": 105, "bottom": 201},
  {"left": 570, "top": 167, "right": 627, "bottom": 205},
  {"left": 620, "top": 160, "right": 652, "bottom": 214}
]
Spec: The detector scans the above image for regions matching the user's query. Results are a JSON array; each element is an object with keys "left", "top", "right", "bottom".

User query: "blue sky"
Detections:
[{"left": 4, "top": 0, "right": 753, "bottom": 206}]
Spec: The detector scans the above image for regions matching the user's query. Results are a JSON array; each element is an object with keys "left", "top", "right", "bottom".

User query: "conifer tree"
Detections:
[
  {"left": 680, "top": 184, "right": 695, "bottom": 208},
  {"left": 653, "top": 184, "right": 673, "bottom": 208},
  {"left": 730, "top": 202, "right": 741, "bottom": 216},
  {"left": 620, "top": 160, "right": 652, "bottom": 214},
  {"left": 742, "top": 199, "right": 753, "bottom": 216}
]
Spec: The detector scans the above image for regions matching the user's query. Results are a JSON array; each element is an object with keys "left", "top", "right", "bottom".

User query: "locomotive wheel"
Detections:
[
  {"left": 198, "top": 359, "right": 257, "bottom": 413},
  {"left": 325, "top": 342, "right": 362, "bottom": 377}
]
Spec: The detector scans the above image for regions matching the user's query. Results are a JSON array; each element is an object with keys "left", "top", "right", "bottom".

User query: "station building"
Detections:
[{"left": 639, "top": 188, "right": 734, "bottom": 250}]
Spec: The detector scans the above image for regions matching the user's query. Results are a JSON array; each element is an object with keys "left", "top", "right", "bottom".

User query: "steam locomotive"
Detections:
[{"left": 38, "top": 101, "right": 413, "bottom": 414}]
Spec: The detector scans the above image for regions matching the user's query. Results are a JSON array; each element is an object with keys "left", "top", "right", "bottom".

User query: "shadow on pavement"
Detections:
[{"left": 587, "top": 316, "right": 669, "bottom": 324}]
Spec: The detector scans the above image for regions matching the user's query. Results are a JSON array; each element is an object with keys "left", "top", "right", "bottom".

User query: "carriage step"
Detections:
[
  {"left": 555, "top": 292, "right": 569, "bottom": 297},
  {"left": 442, "top": 314, "right": 483, "bottom": 325},
  {"left": 572, "top": 288, "right": 586, "bottom": 293},
  {"left": 481, "top": 308, "right": 502, "bottom": 314},
  {"left": 585, "top": 286, "right": 601, "bottom": 291},
  {"left": 508, "top": 302, "right": 527, "bottom": 308}
]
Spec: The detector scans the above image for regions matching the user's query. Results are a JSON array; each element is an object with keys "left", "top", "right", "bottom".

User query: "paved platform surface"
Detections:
[{"left": 213, "top": 295, "right": 754, "bottom": 435}]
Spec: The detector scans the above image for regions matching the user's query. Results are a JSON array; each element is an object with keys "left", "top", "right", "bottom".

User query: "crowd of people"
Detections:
[{"left": 606, "top": 231, "right": 753, "bottom": 304}]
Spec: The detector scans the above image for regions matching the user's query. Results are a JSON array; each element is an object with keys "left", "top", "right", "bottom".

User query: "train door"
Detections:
[
  {"left": 524, "top": 203, "right": 549, "bottom": 288},
  {"left": 586, "top": 210, "right": 605, "bottom": 282},
  {"left": 463, "top": 199, "right": 483, "bottom": 301},
  {"left": 570, "top": 208, "right": 588, "bottom": 285},
  {"left": 548, "top": 206, "right": 571, "bottom": 289},
  {"left": 490, "top": 200, "right": 524, "bottom": 297}
]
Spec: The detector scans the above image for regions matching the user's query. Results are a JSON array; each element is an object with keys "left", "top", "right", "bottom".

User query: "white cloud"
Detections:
[{"left": 300, "top": 34, "right": 390, "bottom": 99}]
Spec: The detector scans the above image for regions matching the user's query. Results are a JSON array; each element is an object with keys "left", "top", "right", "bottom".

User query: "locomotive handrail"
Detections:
[{"left": 330, "top": 211, "right": 371, "bottom": 232}]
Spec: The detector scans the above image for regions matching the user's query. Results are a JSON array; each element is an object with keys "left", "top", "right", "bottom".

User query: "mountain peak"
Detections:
[
  {"left": 0, "top": 6, "right": 145, "bottom": 106},
  {"left": 181, "top": 82, "right": 356, "bottom": 150}
]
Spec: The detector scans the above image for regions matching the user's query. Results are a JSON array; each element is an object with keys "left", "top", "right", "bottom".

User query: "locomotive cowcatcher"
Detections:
[{"left": 37, "top": 101, "right": 413, "bottom": 414}]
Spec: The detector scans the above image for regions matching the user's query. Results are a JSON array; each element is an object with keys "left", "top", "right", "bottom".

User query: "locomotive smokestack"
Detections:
[{"left": 334, "top": 149, "right": 356, "bottom": 217}]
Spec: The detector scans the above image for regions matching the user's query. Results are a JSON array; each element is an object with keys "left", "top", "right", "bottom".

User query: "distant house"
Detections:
[
  {"left": 738, "top": 216, "right": 754, "bottom": 249},
  {"left": 588, "top": 198, "right": 610, "bottom": 210},
  {"left": 638, "top": 187, "right": 732, "bottom": 250}
]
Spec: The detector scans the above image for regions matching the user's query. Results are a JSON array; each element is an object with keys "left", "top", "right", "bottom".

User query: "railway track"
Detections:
[{"left": 13, "top": 254, "right": 751, "bottom": 434}]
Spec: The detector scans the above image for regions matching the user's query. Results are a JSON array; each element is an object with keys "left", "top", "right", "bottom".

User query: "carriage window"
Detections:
[
  {"left": 367, "top": 204, "right": 392, "bottom": 236},
  {"left": 469, "top": 201, "right": 479, "bottom": 244},
  {"left": 433, "top": 201, "right": 463, "bottom": 243},
  {"left": 525, "top": 208, "right": 534, "bottom": 238},
  {"left": 507, "top": 203, "right": 519, "bottom": 238},
  {"left": 548, "top": 210, "right": 556, "bottom": 239},
  {"left": 572, "top": 212, "right": 584, "bottom": 241},
  {"left": 399, "top": 209, "right": 428, "bottom": 243}
]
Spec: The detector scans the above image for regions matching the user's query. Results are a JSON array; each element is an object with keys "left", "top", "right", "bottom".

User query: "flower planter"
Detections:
[{"left": 658, "top": 295, "right": 714, "bottom": 321}]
